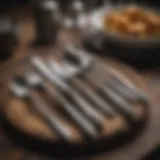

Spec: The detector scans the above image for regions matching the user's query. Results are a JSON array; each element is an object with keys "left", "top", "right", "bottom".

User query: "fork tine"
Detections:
[
  {"left": 43, "top": 83, "right": 99, "bottom": 138},
  {"left": 102, "top": 86, "right": 139, "bottom": 120},
  {"left": 101, "top": 65, "right": 148, "bottom": 103},
  {"left": 105, "top": 74, "right": 148, "bottom": 104},
  {"left": 72, "top": 78, "right": 117, "bottom": 117},
  {"left": 105, "top": 78, "right": 145, "bottom": 102},
  {"left": 81, "top": 73, "right": 139, "bottom": 120}
]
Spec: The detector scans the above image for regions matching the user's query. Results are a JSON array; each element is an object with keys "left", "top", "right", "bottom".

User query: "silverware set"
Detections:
[{"left": 10, "top": 46, "right": 148, "bottom": 142}]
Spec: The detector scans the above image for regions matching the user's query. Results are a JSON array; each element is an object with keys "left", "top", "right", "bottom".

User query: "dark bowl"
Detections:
[
  {"left": 84, "top": 5, "right": 160, "bottom": 48},
  {"left": 82, "top": 5, "right": 160, "bottom": 63}
]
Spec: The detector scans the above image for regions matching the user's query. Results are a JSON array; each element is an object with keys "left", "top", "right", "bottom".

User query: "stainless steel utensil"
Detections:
[
  {"left": 52, "top": 45, "right": 148, "bottom": 121},
  {"left": 102, "top": 85, "right": 138, "bottom": 119},
  {"left": 47, "top": 52, "right": 117, "bottom": 117},
  {"left": 105, "top": 77, "right": 148, "bottom": 103},
  {"left": 25, "top": 71, "right": 99, "bottom": 138},
  {"left": 64, "top": 45, "right": 148, "bottom": 103},
  {"left": 48, "top": 45, "right": 93, "bottom": 79},
  {"left": 10, "top": 76, "right": 74, "bottom": 141},
  {"left": 31, "top": 56, "right": 106, "bottom": 129}
]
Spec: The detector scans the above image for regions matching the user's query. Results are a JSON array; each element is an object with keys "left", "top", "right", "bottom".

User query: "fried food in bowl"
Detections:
[{"left": 103, "top": 5, "right": 160, "bottom": 43}]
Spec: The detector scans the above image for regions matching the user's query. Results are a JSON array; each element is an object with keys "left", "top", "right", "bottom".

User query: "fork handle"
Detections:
[
  {"left": 43, "top": 83, "right": 99, "bottom": 138},
  {"left": 73, "top": 78, "right": 117, "bottom": 117},
  {"left": 103, "top": 86, "right": 139, "bottom": 121},
  {"left": 67, "top": 87, "right": 105, "bottom": 125},
  {"left": 28, "top": 91, "right": 73, "bottom": 141}
]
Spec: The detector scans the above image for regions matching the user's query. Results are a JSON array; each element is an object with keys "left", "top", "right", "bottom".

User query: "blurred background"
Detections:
[
  {"left": 1, "top": 0, "right": 160, "bottom": 8},
  {"left": 0, "top": 0, "right": 159, "bottom": 6},
  {"left": 0, "top": 0, "right": 159, "bottom": 160}
]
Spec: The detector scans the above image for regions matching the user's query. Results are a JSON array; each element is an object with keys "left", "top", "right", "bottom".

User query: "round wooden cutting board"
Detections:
[{"left": 3, "top": 55, "right": 150, "bottom": 157}]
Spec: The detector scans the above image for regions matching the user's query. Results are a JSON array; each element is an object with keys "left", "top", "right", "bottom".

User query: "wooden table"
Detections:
[{"left": 0, "top": 7, "right": 160, "bottom": 160}]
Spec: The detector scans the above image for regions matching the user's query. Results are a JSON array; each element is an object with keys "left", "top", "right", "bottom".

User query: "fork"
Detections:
[
  {"left": 64, "top": 45, "right": 148, "bottom": 103},
  {"left": 48, "top": 55, "right": 138, "bottom": 121},
  {"left": 49, "top": 45, "right": 147, "bottom": 120},
  {"left": 48, "top": 57, "right": 117, "bottom": 118},
  {"left": 10, "top": 76, "right": 75, "bottom": 141},
  {"left": 25, "top": 71, "right": 99, "bottom": 138},
  {"left": 31, "top": 56, "right": 107, "bottom": 129}
]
